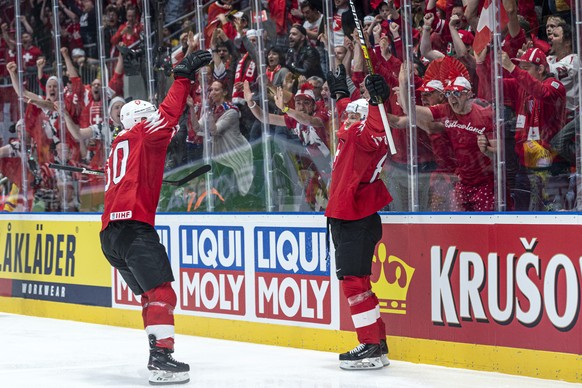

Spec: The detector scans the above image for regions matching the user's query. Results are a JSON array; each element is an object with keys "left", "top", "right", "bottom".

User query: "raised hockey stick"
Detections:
[
  {"left": 49, "top": 163, "right": 211, "bottom": 187},
  {"left": 348, "top": 0, "right": 397, "bottom": 155}
]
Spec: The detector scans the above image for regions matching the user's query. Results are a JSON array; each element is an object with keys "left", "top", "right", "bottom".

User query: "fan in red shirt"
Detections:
[
  {"left": 110, "top": 4, "right": 142, "bottom": 49},
  {"left": 5, "top": 32, "right": 42, "bottom": 68},
  {"left": 6, "top": 61, "right": 81, "bottom": 167},
  {"left": 99, "top": 48, "right": 211, "bottom": 386},
  {"left": 3, "top": 31, "right": 41, "bottom": 125},
  {"left": 232, "top": 29, "right": 258, "bottom": 105},
  {"left": 204, "top": 0, "right": 237, "bottom": 44},
  {"left": 476, "top": 46, "right": 567, "bottom": 211},
  {"left": 324, "top": 69, "right": 392, "bottom": 370},
  {"left": 243, "top": 81, "right": 330, "bottom": 210},
  {"left": 399, "top": 72, "right": 495, "bottom": 211},
  {"left": 500, "top": 48, "right": 566, "bottom": 210}
]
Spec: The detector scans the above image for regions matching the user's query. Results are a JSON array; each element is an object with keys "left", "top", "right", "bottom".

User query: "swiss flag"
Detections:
[{"left": 473, "top": 0, "right": 509, "bottom": 54}]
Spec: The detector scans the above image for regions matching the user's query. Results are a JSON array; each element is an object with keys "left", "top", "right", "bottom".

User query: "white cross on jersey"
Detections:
[
  {"left": 23, "top": 52, "right": 33, "bottom": 65},
  {"left": 93, "top": 113, "right": 103, "bottom": 125}
]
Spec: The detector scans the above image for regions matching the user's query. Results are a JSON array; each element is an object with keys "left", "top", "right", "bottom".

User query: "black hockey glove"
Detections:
[
  {"left": 327, "top": 64, "right": 350, "bottom": 100},
  {"left": 173, "top": 50, "right": 212, "bottom": 81},
  {"left": 365, "top": 74, "right": 390, "bottom": 105}
]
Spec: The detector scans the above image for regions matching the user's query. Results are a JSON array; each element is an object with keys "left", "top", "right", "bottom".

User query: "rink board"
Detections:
[{"left": 0, "top": 213, "right": 580, "bottom": 383}]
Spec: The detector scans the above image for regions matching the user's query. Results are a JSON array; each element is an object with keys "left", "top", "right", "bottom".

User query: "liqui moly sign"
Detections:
[
  {"left": 254, "top": 227, "right": 331, "bottom": 324},
  {"left": 179, "top": 225, "right": 245, "bottom": 316}
]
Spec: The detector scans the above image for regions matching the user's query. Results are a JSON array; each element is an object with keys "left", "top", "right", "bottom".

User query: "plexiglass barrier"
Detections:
[{"left": 1, "top": 0, "right": 580, "bottom": 213}]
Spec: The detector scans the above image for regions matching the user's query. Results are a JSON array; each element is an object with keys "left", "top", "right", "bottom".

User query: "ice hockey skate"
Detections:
[
  {"left": 380, "top": 339, "right": 390, "bottom": 367},
  {"left": 148, "top": 335, "right": 190, "bottom": 385},
  {"left": 339, "top": 343, "right": 383, "bottom": 370}
]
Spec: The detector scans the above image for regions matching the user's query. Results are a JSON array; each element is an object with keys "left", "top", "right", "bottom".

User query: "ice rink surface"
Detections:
[{"left": 2, "top": 312, "right": 579, "bottom": 388}]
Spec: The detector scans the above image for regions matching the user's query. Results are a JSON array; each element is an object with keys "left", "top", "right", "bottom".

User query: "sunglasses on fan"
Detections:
[{"left": 444, "top": 90, "right": 467, "bottom": 98}]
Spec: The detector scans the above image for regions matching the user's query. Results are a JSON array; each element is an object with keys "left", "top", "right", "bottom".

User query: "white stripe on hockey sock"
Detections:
[
  {"left": 146, "top": 324, "right": 175, "bottom": 340},
  {"left": 352, "top": 307, "right": 380, "bottom": 329}
]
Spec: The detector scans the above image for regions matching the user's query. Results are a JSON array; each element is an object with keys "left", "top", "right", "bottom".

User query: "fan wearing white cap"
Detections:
[
  {"left": 363, "top": 15, "right": 375, "bottom": 29},
  {"left": 55, "top": 47, "right": 125, "bottom": 174},
  {"left": 417, "top": 79, "right": 446, "bottom": 107},
  {"left": 99, "top": 49, "right": 212, "bottom": 386},
  {"left": 243, "top": 79, "right": 330, "bottom": 209},
  {"left": 244, "top": 80, "right": 329, "bottom": 157},
  {"left": 59, "top": 96, "right": 126, "bottom": 156},
  {"left": 496, "top": 48, "right": 567, "bottom": 210},
  {"left": 399, "top": 68, "right": 496, "bottom": 211},
  {"left": 71, "top": 48, "right": 86, "bottom": 58},
  {"left": 243, "top": 79, "right": 328, "bottom": 146},
  {"left": 71, "top": 46, "right": 89, "bottom": 72},
  {"left": 6, "top": 59, "right": 77, "bottom": 167}
]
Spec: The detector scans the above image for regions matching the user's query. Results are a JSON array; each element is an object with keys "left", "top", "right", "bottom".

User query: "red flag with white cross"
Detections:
[{"left": 473, "top": 0, "right": 509, "bottom": 54}]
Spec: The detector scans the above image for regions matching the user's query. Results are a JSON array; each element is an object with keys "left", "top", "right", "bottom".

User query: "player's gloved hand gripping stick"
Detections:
[{"left": 365, "top": 75, "right": 391, "bottom": 106}]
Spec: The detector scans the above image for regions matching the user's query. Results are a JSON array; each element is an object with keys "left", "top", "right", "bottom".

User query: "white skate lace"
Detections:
[{"left": 349, "top": 344, "right": 366, "bottom": 354}]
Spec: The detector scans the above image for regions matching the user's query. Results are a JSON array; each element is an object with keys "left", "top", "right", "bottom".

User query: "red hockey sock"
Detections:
[
  {"left": 142, "top": 282, "right": 177, "bottom": 350},
  {"left": 342, "top": 276, "right": 381, "bottom": 344}
]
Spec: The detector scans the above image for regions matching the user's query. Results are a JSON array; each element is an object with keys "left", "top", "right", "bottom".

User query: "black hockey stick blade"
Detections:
[
  {"left": 49, "top": 163, "right": 104, "bottom": 175},
  {"left": 50, "top": 163, "right": 210, "bottom": 186},
  {"left": 162, "top": 164, "right": 211, "bottom": 186}
]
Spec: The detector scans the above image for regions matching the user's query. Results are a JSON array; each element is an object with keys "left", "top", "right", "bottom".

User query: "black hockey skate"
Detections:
[
  {"left": 380, "top": 339, "right": 390, "bottom": 367},
  {"left": 148, "top": 335, "right": 190, "bottom": 385},
  {"left": 339, "top": 343, "right": 383, "bottom": 370}
]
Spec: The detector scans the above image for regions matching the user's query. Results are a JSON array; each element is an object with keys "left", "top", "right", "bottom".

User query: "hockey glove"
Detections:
[
  {"left": 173, "top": 50, "right": 213, "bottom": 81},
  {"left": 365, "top": 74, "right": 390, "bottom": 106},
  {"left": 327, "top": 64, "right": 350, "bottom": 100}
]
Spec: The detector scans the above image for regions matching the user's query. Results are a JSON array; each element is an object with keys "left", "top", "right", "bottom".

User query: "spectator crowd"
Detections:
[{"left": 0, "top": 0, "right": 579, "bottom": 213}]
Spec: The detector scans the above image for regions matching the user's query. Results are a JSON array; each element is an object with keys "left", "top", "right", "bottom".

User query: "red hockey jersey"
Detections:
[
  {"left": 101, "top": 78, "right": 189, "bottom": 230},
  {"left": 324, "top": 102, "right": 392, "bottom": 220}
]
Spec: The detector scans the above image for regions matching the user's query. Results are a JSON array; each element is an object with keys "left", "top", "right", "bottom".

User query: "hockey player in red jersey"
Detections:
[
  {"left": 325, "top": 65, "right": 392, "bottom": 370},
  {"left": 99, "top": 49, "right": 212, "bottom": 385}
]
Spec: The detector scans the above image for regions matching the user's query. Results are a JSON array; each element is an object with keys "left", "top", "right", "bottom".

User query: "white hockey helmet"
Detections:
[
  {"left": 345, "top": 98, "right": 369, "bottom": 121},
  {"left": 119, "top": 100, "right": 157, "bottom": 129}
]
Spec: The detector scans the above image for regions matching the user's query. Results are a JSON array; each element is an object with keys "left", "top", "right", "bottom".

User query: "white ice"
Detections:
[{"left": 2, "top": 312, "right": 579, "bottom": 388}]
